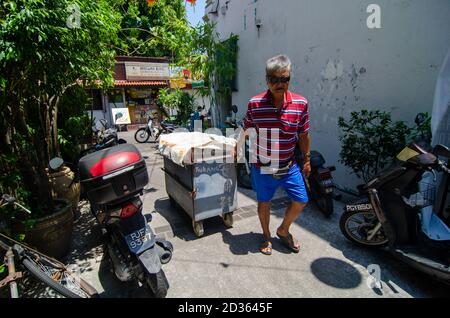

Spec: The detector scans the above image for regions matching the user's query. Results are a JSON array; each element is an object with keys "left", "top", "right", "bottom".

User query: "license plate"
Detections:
[
  {"left": 125, "top": 224, "right": 155, "bottom": 254},
  {"left": 345, "top": 203, "right": 373, "bottom": 212}
]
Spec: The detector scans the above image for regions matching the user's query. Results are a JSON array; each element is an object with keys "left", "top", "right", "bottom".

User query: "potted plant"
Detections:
[{"left": 0, "top": 0, "right": 120, "bottom": 259}]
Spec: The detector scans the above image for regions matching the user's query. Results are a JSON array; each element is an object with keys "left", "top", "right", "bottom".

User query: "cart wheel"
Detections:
[
  {"left": 192, "top": 220, "right": 204, "bottom": 237},
  {"left": 223, "top": 213, "right": 234, "bottom": 228}
]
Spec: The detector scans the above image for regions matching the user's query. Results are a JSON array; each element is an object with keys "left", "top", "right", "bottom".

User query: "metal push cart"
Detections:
[{"left": 162, "top": 155, "right": 237, "bottom": 237}]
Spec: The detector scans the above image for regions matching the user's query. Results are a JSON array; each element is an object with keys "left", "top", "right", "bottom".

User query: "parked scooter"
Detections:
[
  {"left": 227, "top": 105, "right": 339, "bottom": 216},
  {"left": 295, "top": 148, "right": 341, "bottom": 217},
  {"left": 339, "top": 141, "right": 450, "bottom": 284},
  {"left": 80, "top": 119, "right": 125, "bottom": 159},
  {"left": 159, "top": 121, "right": 178, "bottom": 134},
  {"left": 78, "top": 143, "right": 173, "bottom": 297},
  {"left": 135, "top": 116, "right": 161, "bottom": 143}
]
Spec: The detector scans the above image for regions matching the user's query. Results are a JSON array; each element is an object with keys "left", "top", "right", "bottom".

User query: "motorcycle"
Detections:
[
  {"left": 159, "top": 120, "right": 178, "bottom": 134},
  {"left": 339, "top": 141, "right": 450, "bottom": 284},
  {"left": 78, "top": 143, "right": 173, "bottom": 297},
  {"left": 227, "top": 105, "right": 339, "bottom": 216},
  {"left": 79, "top": 119, "right": 125, "bottom": 159},
  {"left": 134, "top": 117, "right": 161, "bottom": 143},
  {"left": 295, "top": 148, "right": 341, "bottom": 217}
]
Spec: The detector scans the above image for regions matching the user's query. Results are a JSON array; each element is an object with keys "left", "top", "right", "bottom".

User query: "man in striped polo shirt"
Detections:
[{"left": 242, "top": 54, "right": 311, "bottom": 255}]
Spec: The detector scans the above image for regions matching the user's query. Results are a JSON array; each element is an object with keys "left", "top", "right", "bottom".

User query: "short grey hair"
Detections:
[{"left": 266, "top": 54, "right": 291, "bottom": 76}]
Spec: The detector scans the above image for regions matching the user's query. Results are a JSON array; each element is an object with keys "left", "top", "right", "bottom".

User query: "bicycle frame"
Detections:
[{"left": 0, "top": 196, "right": 98, "bottom": 298}]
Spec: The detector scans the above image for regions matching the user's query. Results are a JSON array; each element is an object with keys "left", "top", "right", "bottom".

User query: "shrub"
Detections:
[{"left": 338, "top": 110, "right": 412, "bottom": 183}]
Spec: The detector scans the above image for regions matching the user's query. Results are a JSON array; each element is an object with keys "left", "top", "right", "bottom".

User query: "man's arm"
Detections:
[
  {"left": 298, "top": 132, "right": 311, "bottom": 177},
  {"left": 297, "top": 100, "right": 310, "bottom": 176}
]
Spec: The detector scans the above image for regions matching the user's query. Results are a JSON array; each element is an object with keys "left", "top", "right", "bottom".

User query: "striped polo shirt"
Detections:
[{"left": 243, "top": 90, "right": 309, "bottom": 168}]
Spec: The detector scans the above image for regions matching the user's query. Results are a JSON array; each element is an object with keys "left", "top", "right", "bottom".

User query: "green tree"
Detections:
[
  {"left": 114, "top": 0, "right": 192, "bottom": 61},
  {"left": 0, "top": 0, "right": 121, "bottom": 216},
  {"left": 158, "top": 87, "right": 196, "bottom": 125},
  {"left": 181, "top": 22, "right": 238, "bottom": 127}
]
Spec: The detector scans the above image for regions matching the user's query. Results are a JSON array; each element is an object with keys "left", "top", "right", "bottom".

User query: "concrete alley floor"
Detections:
[{"left": 64, "top": 130, "right": 449, "bottom": 298}]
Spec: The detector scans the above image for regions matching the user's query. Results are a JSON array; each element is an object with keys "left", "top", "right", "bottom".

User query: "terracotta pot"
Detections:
[
  {"left": 47, "top": 166, "right": 80, "bottom": 215},
  {"left": 12, "top": 199, "right": 73, "bottom": 260}
]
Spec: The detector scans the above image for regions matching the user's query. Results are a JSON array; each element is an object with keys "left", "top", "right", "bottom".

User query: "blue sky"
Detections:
[{"left": 185, "top": 0, "right": 206, "bottom": 27}]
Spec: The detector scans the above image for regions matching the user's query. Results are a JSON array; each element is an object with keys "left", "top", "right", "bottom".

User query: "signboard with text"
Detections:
[{"left": 125, "top": 62, "right": 170, "bottom": 81}]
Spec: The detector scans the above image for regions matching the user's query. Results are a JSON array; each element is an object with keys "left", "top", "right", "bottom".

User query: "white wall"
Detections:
[{"left": 207, "top": 0, "right": 450, "bottom": 187}]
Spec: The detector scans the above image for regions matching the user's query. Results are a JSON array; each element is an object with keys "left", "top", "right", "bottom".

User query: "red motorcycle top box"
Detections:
[{"left": 78, "top": 144, "right": 149, "bottom": 205}]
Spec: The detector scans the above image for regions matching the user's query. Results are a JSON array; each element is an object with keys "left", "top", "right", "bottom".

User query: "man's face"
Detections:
[{"left": 267, "top": 69, "right": 290, "bottom": 98}]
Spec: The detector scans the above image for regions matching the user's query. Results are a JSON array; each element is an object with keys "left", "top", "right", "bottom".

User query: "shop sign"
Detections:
[
  {"left": 170, "top": 77, "right": 187, "bottom": 89},
  {"left": 128, "top": 89, "right": 152, "bottom": 99},
  {"left": 125, "top": 62, "right": 170, "bottom": 81},
  {"left": 192, "top": 80, "right": 205, "bottom": 89}
]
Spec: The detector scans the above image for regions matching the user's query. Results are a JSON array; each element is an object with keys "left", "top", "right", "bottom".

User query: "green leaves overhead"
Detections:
[
  {"left": 114, "top": 0, "right": 191, "bottom": 61},
  {"left": 0, "top": 0, "right": 121, "bottom": 216}
]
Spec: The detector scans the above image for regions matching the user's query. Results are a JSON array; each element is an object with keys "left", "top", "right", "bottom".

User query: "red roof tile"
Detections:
[{"left": 114, "top": 80, "right": 168, "bottom": 87}]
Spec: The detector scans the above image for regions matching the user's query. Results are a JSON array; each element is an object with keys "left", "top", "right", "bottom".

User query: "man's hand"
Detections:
[{"left": 302, "top": 160, "right": 311, "bottom": 178}]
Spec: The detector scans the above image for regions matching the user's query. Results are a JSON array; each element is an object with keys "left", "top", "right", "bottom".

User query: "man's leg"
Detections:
[
  {"left": 251, "top": 165, "right": 278, "bottom": 254},
  {"left": 258, "top": 201, "right": 272, "bottom": 239},
  {"left": 277, "top": 164, "right": 309, "bottom": 251},
  {"left": 277, "top": 201, "right": 307, "bottom": 238}
]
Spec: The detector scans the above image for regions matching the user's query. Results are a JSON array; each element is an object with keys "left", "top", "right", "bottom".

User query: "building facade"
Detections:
[
  {"left": 206, "top": 0, "right": 450, "bottom": 187},
  {"left": 89, "top": 56, "right": 170, "bottom": 129}
]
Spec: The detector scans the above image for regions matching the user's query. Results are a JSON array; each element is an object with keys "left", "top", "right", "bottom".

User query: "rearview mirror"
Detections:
[{"left": 433, "top": 144, "right": 450, "bottom": 158}]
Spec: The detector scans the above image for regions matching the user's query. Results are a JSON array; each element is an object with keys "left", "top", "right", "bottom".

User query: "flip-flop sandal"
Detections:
[
  {"left": 276, "top": 232, "right": 300, "bottom": 253},
  {"left": 259, "top": 241, "right": 272, "bottom": 255}
]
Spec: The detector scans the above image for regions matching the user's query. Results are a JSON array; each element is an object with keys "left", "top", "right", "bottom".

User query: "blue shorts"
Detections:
[{"left": 251, "top": 163, "right": 309, "bottom": 203}]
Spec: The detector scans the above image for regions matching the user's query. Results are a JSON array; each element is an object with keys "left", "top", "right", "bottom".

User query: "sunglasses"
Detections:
[{"left": 267, "top": 76, "right": 290, "bottom": 84}]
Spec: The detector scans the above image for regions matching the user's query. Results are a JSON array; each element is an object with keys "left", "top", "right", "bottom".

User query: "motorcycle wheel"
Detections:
[
  {"left": 146, "top": 269, "right": 169, "bottom": 298},
  {"left": 237, "top": 164, "right": 253, "bottom": 189},
  {"left": 339, "top": 209, "right": 389, "bottom": 248},
  {"left": 308, "top": 178, "right": 333, "bottom": 217},
  {"left": 134, "top": 128, "right": 150, "bottom": 143}
]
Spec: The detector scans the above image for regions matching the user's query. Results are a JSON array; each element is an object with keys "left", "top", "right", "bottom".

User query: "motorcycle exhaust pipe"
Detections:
[{"left": 155, "top": 239, "right": 173, "bottom": 265}]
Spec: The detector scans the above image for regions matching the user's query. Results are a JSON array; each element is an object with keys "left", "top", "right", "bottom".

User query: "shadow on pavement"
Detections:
[
  {"left": 66, "top": 200, "right": 103, "bottom": 278},
  {"left": 96, "top": 252, "right": 153, "bottom": 298},
  {"left": 310, "top": 257, "right": 362, "bottom": 290},
  {"left": 153, "top": 197, "right": 236, "bottom": 241},
  {"left": 271, "top": 198, "right": 450, "bottom": 296},
  {"left": 221, "top": 230, "right": 290, "bottom": 255}
]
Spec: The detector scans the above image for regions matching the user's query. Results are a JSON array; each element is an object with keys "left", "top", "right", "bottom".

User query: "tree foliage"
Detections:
[
  {"left": 338, "top": 110, "right": 412, "bottom": 183},
  {"left": 114, "top": 0, "right": 192, "bottom": 61},
  {"left": 0, "top": 0, "right": 121, "bottom": 216},
  {"left": 181, "top": 22, "right": 238, "bottom": 126},
  {"left": 158, "top": 87, "right": 196, "bottom": 124}
]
